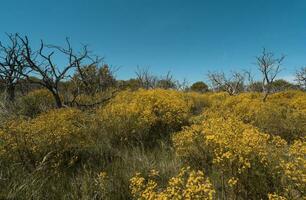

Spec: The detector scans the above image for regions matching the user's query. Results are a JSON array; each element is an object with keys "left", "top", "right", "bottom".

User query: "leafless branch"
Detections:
[{"left": 256, "top": 48, "right": 285, "bottom": 101}]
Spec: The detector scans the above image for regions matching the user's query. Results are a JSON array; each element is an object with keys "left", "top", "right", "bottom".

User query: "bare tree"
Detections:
[
  {"left": 176, "top": 78, "right": 190, "bottom": 91},
  {"left": 243, "top": 69, "right": 255, "bottom": 92},
  {"left": 156, "top": 71, "right": 177, "bottom": 89},
  {"left": 256, "top": 48, "right": 285, "bottom": 101},
  {"left": 0, "top": 33, "right": 26, "bottom": 101},
  {"left": 207, "top": 71, "right": 245, "bottom": 95},
  {"left": 295, "top": 67, "right": 306, "bottom": 90},
  {"left": 135, "top": 68, "right": 180, "bottom": 90},
  {"left": 135, "top": 66, "right": 158, "bottom": 89},
  {"left": 16, "top": 35, "right": 98, "bottom": 108}
]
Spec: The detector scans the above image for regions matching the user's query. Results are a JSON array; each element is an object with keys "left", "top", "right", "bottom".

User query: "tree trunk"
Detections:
[
  {"left": 50, "top": 89, "right": 62, "bottom": 108},
  {"left": 262, "top": 84, "right": 270, "bottom": 102},
  {"left": 262, "top": 92, "right": 268, "bottom": 102},
  {"left": 5, "top": 84, "right": 16, "bottom": 102}
]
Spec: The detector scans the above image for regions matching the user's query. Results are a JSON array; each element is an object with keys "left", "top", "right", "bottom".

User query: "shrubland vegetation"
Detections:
[{"left": 0, "top": 34, "right": 305, "bottom": 199}]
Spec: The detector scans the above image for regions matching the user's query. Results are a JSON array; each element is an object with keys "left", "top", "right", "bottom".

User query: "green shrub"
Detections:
[{"left": 17, "top": 89, "right": 56, "bottom": 117}]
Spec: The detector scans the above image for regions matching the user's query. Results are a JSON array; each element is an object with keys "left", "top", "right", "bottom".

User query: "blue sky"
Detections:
[{"left": 1, "top": 0, "right": 306, "bottom": 83}]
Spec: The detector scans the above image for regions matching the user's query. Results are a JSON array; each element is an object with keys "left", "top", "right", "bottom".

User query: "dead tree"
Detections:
[
  {"left": 176, "top": 78, "right": 190, "bottom": 91},
  {"left": 16, "top": 35, "right": 98, "bottom": 108},
  {"left": 135, "top": 67, "right": 158, "bottom": 89},
  {"left": 256, "top": 48, "right": 285, "bottom": 101},
  {"left": 295, "top": 67, "right": 306, "bottom": 90},
  {"left": 156, "top": 71, "right": 177, "bottom": 89},
  {"left": 243, "top": 69, "right": 255, "bottom": 92},
  {"left": 135, "top": 68, "right": 179, "bottom": 90},
  {"left": 207, "top": 71, "right": 244, "bottom": 95},
  {"left": 0, "top": 33, "right": 26, "bottom": 101}
]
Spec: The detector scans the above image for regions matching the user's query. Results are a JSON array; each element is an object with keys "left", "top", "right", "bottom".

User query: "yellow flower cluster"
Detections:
[
  {"left": 172, "top": 113, "right": 300, "bottom": 198},
  {"left": 173, "top": 115, "right": 282, "bottom": 171},
  {"left": 227, "top": 177, "right": 238, "bottom": 188},
  {"left": 96, "top": 89, "right": 193, "bottom": 142},
  {"left": 268, "top": 193, "right": 287, "bottom": 200},
  {"left": 96, "top": 171, "right": 109, "bottom": 197},
  {"left": 0, "top": 89, "right": 304, "bottom": 199},
  {"left": 279, "top": 139, "right": 306, "bottom": 198},
  {"left": 271, "top": 90, "right": 306, "bottom": 111},
  {"left": 0, "top": 108, "right": 91, "bottom": 168},
  {"left": 130, "top": 167, "right": 215, "bottom": 200},
  {"left": 207, "top": 90, "right": 306, "bottom": 142}
]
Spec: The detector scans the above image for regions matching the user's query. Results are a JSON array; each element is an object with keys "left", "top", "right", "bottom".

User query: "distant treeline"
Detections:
[{"left": 1, "top": 33, "right": 305, "bottom": 107}]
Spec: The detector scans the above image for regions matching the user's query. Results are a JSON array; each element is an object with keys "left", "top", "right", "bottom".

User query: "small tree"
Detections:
[
  {"left": 0, "top": 34, "right": 26, "bottom": 101},
  {"left": 99, "top": 64, "right": 117, "bottom": 91},
  {"left": 156, "top": 71, "right": 177, "bottom": 89},
  {"left": 176, "top": 78, "right": 190, "bottom": 91},
  {"left": 256, "top": 48, "right": 285, "bottom": 101},
  {"left": 207, "top": 71, "right": 244, "bottom": 95},
  {"left": 71, "top": 64, "right": 116, "bottom": 96},
  {"left": 190, "top": 81, "right": 209, "bottom": 93},
  {"left": 16, "top": 35, "right": 98, "bottom": 108},
  {"left": 135, "top": 67, "right": 157, "bottom": 89},
  {"left": 295, "top": 67, "right": 306, "bottom": 90},
  {"left": 248, "top": 81, "right": 264, "bottom": 92}
]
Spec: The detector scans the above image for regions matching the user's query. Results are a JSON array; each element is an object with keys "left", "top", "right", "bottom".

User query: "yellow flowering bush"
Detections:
[
  {"left": 270, "top": 90, "right": 306, "bottom": 110},
  {"left": 95, "top": 171, "right": 110, "bottom": 198},
  {"left": 174, "top": 114, "right": 280, "bottom": 167},
  {"left": 0, "top": 89, "right": 304, "bottom": 198},
  {"left": 208, "top": 90, "right": 306, "bottom": 142},
  {"left": 96, "top": 89, "right": 193, "bottom": 144},
  {"left": 17, "top": 89, "right": 57, "bottom": 117},
  {"left": 268, "top": 193, "right": 288, "bottom": 200},
  {"left": 0, "top": 108, "right": 92, "bottom": 170},
  {"left": 278, "top": 139, "right": 306, "bottom": 199},
  {"left": 128, "top": 89, "right": 192, "bottom": 127},
  {"left": 173, "top": 114, "right": 288, "bottom": 199},
  {"left": 130, "top": 167, "right": 215, "bottom": 200}
]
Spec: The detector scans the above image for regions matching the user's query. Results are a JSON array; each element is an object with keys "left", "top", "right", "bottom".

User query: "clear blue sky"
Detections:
[{"left": 1, "top": 0, "right": 306, "bottom": 83}]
